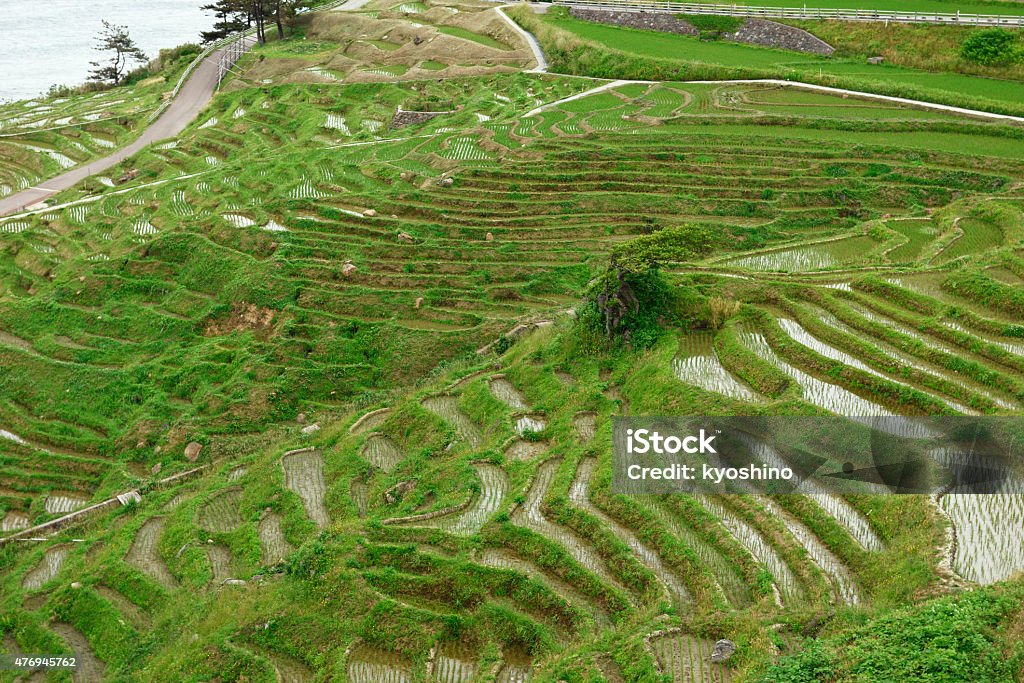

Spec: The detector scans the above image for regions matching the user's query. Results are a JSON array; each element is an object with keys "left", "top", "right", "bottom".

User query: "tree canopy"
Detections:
[{"left": 89, "top": 21, "right": 148, "bottom": 86}]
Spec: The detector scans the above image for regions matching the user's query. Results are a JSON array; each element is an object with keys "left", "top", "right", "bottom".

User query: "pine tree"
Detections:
[
  {"left": 200, "top": 0, "right": 248, "bottom": 43},
  {"left": 89, "top": 21, "right": 148, "bottom": 86}
]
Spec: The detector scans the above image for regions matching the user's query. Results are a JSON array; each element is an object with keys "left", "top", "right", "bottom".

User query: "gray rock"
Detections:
[
  {"left": 711, "top": 639, "right": 736, "bottom": 663},
  {"left": 184, "top": 441, "right": 203, "bottom": 462}
]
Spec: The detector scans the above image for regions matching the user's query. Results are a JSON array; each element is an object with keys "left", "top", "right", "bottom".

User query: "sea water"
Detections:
[{"left": 1, "top": 0, "right": 212, "bottom": 102}]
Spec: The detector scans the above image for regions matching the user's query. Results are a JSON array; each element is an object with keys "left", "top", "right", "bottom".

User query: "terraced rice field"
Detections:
[
  {"left": 206, "top": 544, "right": 233, "bottom": 583},
  {"left": 511, "top": 459, "right": 623, "bottom": 588},
  {"left": 406, "top": 462, "right": 508, "bottom": 535},
  {"left": 650, "top": 631, "right": 733, "bottom": 683},
  {"left": 196, "top": 487, "right": 245, "bottom": 533},
  {"left": 347, "top": 643, "right": 413, "bottom": 683},
  {"left": 570, "top": 457, "right": 690, "bottom": 603},
  {"left": 422, "top": 396, "right": 483, "bottom": 448},
  {"left": 258, "top": 512, "right": 294, "bottom": 566},
  {"left": 50, "top": 622, "right": 105, "bottom": 682},
  {"left": 432, "top": 642, "right": 478, "bottom": 683},
  {"left": 673, "top": 332, "right": 759, "bottom": 402},
  {"left": 361, "top": 433, "right": 405, "bottom": 472},
  {"left": 22, "top": 544, "right": 70, "bottom": 590},
  {"left": 281, "top": 448, "right": 330, "bottom": 527},
  {"left": 125, "top": 517, "right": 178, "bottom": 588},
  {"left": 2, "top": 19, "right": 1024, "bottom": 677}
]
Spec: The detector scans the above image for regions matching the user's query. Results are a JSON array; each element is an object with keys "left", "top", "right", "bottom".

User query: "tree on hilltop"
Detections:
[
  {"left": 200, "top": 0, "right": 312, "bottom": 45},
  {"left": 201, "top": 0, "right": 250, "bottom": 43},
  {"left": 89, "top": 21, "right": 148, "bottom": 86}
]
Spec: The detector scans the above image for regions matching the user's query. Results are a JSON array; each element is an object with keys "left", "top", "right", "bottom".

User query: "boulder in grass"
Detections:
[
  {"left": 184, "top": 441, "right": 203, "bottom": 462},
  {"left": 341, "top": 262, "right": 358, "bottom": 277},
  {"left": 301, "top": 423, "right": 321, "bottom": 436},
  {"left": 296, "top": 412, "right": 307, "bottom": 424},
  {"left": 485, "top": 231, "right": 494, "bottom": 242},
  {"left": 398, "top": 232, "right": 413, "bottom": 243},
  {"left": 383, "top": 479, "right": 416, "bottom": 504},
  {"left": 363, "top": 208, "right": 377, "bottom": 217},
  {"left": 711, "top": 639, "right": 736, "bottom": 663}
]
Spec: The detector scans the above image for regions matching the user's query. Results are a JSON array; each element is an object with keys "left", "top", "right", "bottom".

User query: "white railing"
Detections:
[
  {"left": 148, "top": 0, "right": 356, "bottom": 121},
  {"left": 545, "top": 0, "right": 1024, "bottom": 26},
  {"left": 216, "top": 35, "right": 255, "bottom": 89}
]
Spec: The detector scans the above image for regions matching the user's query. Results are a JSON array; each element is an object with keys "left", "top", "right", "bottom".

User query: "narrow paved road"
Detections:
[
  {"left": 496, "top": 6, "right": 548, "bottom": 72},
  {"left": 0, "top": 41, "right": 244, "bottom": 217}
]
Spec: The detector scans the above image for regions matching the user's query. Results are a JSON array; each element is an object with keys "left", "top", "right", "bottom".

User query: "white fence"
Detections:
[
  {"left": 546, "top": 0, "right": 1024, "bottom": 26},
  {"left": 216, "top": 35, "right": 256, "bottom": 89}
]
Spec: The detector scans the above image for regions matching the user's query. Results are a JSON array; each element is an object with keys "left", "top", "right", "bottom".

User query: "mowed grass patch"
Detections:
[
  {"left": 437, "top": 25, "right": 512, "bottom": 50},
  {"left": 801, "top": 60, "right": 1024, "bottom": 106},
  {"left": 543, "top": 10, "right": 820, "bottom": 68},
  {"left": 661, "top": 122, "right": 1024, "bottom": 159}
]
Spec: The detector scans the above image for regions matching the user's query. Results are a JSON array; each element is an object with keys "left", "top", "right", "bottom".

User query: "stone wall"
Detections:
[
  {"left": 725, "top": 19, "right": 834, "bottom": 56},
  {"left": 568, "top": 7, "right": 698, "bottom": 36},
  {"left": 567, "top": 8, "right": 834, "bottom": 56},
  {"left": 391, "top": 109, "right": 449, "bottom": 129}
]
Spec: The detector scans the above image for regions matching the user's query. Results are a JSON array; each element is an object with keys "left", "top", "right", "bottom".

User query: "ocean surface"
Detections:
[{"left": 1, "top": 0, "right": 213, "bottom": 102}]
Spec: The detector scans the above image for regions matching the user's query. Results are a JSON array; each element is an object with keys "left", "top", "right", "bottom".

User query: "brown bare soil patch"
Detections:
[{"left": 204, "top": 302, "right": 277, "bottom": 337}]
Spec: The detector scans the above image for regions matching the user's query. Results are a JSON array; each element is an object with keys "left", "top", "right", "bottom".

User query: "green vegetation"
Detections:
[
  {"left": 2, "top": 1, "right": 1024, "bottom": 680},
  {"left": 756, "top": 585, "right": 1024, "bottom": 682},
  {"left": 678, "top": 13, "right": 743, "bottom": 38},
  {"left": 514, "top": 6, "right": 1024, "bottom": 116},
  {"left": 961, "top": 27, "right": 1023, "bottom": 65},
  {"left": 436, "top": 25, "right": 511, "bottom": 50},
  {"left": 785, "top": 20, "right": 1024, "bottom": 80}
]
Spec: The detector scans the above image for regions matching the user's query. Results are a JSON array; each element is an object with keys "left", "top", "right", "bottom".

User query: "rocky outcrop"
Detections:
[
  {"left": 568, "top": 8, "right": 834, "bottom": 56},
  {"left": 725, "top": 19, "right": 834, "bottom": 56}
]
